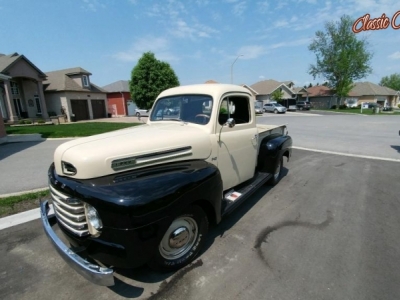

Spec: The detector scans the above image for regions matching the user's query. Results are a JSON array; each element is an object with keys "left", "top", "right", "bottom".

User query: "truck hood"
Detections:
[{"left": 54, "top": 123, "right": 211, "bottom": 179}]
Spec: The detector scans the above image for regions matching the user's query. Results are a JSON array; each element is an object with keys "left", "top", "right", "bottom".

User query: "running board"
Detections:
[{"left": 221, "top": 171, "right": 272, "bottom": 217}]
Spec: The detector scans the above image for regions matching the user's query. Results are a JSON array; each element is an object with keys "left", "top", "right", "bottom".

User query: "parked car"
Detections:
[
  {"left": 288, "top": 105, "right": 297, "bottom": 112},
  {"left": 135, "top": 108, "right": 150, "bottom": 117},
  {"left": 296, "top": 101, "right": 311, "bottom": 110},
  {"left": 164, "top": 106, "right": 180, "bottom": 115},
  {"left": 263, "top": 103, "right": 287, "bottom": 114},
  {"left": 255, "top": 105, "right": 263, "bottom": 114}
]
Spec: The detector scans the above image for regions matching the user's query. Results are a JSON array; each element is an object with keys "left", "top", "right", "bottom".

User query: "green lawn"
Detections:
[
  {"left": 6, "top": 122, "right": 142, "bottom": 138},
  {"left": 0, "top": 189, "right": 50, "bottom": 218},
  {"left": 312, "top": 108, "right": 400, "bottom": 115}
]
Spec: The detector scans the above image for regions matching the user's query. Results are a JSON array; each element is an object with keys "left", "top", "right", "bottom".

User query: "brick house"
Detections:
[{"left": 102, "top": 80, "right": 135, "bottom": 117}]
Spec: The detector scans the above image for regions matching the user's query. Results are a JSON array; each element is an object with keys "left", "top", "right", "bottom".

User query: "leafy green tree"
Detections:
[
  {"left": 379, "top": 73, "right": 400, "bottom": 91},
  {"left": 308, "top": 83, "right": 313, "bottom": 88},
  {"left": 271, "top": 89, "right": 284, "bottom": 102},
  {"left": 129, "top": 52, "right": 180, "bottom": 109},
  {"left": 308, "top": 15, "right": 373, "bottom": 104}
]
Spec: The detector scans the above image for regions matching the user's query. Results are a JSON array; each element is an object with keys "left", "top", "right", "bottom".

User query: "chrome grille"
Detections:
[{"left": 49, "top": 184, "right": 89, "bottom": 237}]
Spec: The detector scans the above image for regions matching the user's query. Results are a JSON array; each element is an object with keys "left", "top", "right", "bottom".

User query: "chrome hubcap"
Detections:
[
  {"left": 274, "top": 162, "right": 281, "bottom": 180},
  {"left": 159, "top": 217, "right": 198, "bottom": 260},
  {"left": 169, "top": 227, "right": 189, "bottom": 248}
]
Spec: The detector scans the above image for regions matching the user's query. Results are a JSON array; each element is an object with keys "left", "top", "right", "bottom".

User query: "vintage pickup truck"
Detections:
[{"left": 40, "top": 84, "right": 292, "bottom": 286}]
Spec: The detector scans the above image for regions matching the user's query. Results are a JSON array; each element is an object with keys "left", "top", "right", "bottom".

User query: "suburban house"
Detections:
[
  {"left": 348, "top": 82, "right": 399, "bottom": 107},
  {"left": 249, "top": 79, "right": 297, "bottom": 107},
  {"left": 303, "top": 82, "right": 399, "bottom": 108},
  {"left": 0, "top": 53, "right": 49, "bottom": 123},
  {"left": 43, "top": 68, "right": 107, "bottom": 122},
  {"left": 301, "top": 85, "right": 336, "bottom": 109},
  {"left": 102, "top": 80, "right": 137, "bottom": 117}
]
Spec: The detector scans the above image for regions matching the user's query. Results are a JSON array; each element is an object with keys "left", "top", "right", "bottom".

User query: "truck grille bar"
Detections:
[{"left": 49, "top": 184, "right": 89, "bottom": 237}]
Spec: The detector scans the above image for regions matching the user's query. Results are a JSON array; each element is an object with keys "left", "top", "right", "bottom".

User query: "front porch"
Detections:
[{"left": 0, "top": 53, "right": 49, "bottom": 124}]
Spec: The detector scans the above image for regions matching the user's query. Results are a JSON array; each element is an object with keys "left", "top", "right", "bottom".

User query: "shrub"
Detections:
[
  {"left": 339, "top": 104, "right": 347, "bottom": 109},
  {"left": 48, "top": 111, "right": 57, "bottom": 117},
  {"left": 398, "top": 104, "right": 400, "bottom": 109},
  {"left": 24, "top": 119, "right": 32, "bottom": 124},
  {"left": 18, "top": 119, "right": 25, "bottom": 124},
  {"left": 37, "top": 119, "right": 45, "bottom": 124},
  {"left": 331, "top": 105, "right": 337, "bottom": 109}
]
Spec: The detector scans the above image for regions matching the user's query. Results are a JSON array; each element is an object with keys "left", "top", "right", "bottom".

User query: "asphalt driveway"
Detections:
[{"left": 1, "top": 149, "right": 400, "bottom": 300}]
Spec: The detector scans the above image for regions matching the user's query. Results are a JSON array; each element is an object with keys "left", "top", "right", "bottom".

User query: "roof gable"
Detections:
[
  {"left": 44, "top": 67, "right": 105, "bottom": 93},
  {"left": 0, "top": 52, "right": 46, "bottom": 78},
  {"left": 306, "top": 85, "right": 334, "bottom": 97}
]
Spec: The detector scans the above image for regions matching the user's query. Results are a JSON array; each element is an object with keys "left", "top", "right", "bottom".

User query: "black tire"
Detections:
[
  {"left": 299, "top": 107, "right": 304, "bottom": 111},
  {"left": 136, "top": 112, "right": 140, "bottom": 117},
  {"left": 268, "top": 156, "right": 283, "bottom": 186},
  {"left": 274, "top": 109, "right": 278, "bottom": 114},
  {"left": 148, "top": 205, "right": 208, "bottom": 271}
]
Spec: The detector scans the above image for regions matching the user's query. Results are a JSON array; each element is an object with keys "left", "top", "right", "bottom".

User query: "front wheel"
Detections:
[
  {"left": 148, "top": 205, "right": 208, "bottom": 271},
  {"left": 274, "top": 109, "right": 278, "bottom": 114}
]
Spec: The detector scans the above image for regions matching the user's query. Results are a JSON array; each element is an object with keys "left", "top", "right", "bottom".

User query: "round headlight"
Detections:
[{"left": 84, "top": 204, "right": 103, "bottom": 236}]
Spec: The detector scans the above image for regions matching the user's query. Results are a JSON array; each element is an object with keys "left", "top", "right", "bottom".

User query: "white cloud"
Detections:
[
  {"left": 389, "top": 52, "right": 400, "bottom": 60},
  {"left": 169, "top": 19, "right": 218, "bottom": 40},
  {"left": 232, "top": 1, "right": 247, "bottom": 17},
  {"left": 259, "top": 75, "right": 265, "bottom": 79},
  {"left": 237, "top": 45, "right": 267, "bottom": 59},
  {"left": 112, "top": 36, "right": 178, "bottom": 62},
  {"left": 81, "top": 0, "right": 105, "bottom": 12}
]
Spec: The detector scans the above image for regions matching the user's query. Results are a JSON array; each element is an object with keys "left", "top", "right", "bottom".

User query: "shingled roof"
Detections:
[
  {"left": 250, "top": 79, "right": 282, "bottom": 94},
  {"left": 0, "top": 52, "right": 46, "bottom": 78},
  {"left": 102, "top": 80, "right": 129, "bottom": 92},
  {"left": 306, "top": 85, "right": 334, "bottom": 97},
  {"left": 349, "top": 82, "right": 397, "bottom": 96},
  {"left": 43, "top": 67, "right": 105, "bottom": 93}
]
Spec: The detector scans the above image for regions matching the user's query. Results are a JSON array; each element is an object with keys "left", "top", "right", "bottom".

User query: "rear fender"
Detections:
[{"left": 257, "top": 134, "right": 292, "bottom": 174}]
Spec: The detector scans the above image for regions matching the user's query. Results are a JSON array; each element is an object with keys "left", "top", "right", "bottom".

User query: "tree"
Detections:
[
  {"left": 308, "top": 15, "right": 373, "bottom": 104},
  {"left": 271, "top": 89, "right": 284, "bottom": 102},
  {"left": 379, "top": 73, "right": 400, "bottom": 91},
  {"left": 308, "top": 83, "right": 313, "bottom": 88},
  {"left": 129, "top": 52, "right": 180, "bottom": 109}
]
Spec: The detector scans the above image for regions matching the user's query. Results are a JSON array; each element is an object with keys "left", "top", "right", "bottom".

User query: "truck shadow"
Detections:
[
  {"left": 390, "top": 145, "right": 400, "bottom": 153},
  {"left": 108, "top": 168, "right": 289, "bottom": 298},
  {"left": 0, "top": 141, "right": 44, "bottom": 160}
]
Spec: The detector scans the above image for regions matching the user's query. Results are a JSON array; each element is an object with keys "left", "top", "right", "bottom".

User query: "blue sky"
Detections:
[{"left": 1, "top": 0, "right": 400, "bottom": 88}]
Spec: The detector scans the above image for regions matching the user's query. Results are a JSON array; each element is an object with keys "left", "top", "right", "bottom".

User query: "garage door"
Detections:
[
  {"left": 71, "top": 100, "right": 89, "bottom": 121},
  {"left": 91, "top": 99, "right": 106, "bottom": 119}
]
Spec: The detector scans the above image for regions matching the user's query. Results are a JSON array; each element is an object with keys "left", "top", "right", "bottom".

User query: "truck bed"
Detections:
[{"left": 257, "top": 124, "right": 286, "bottom": 141}]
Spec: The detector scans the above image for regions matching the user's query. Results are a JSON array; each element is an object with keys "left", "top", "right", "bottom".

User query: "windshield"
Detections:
[
  {"left": 150, "top": 94, "right": 213, "bottom": 125},
  {"left": 274, "top": 104, "right": 283, "bottom": 107}
]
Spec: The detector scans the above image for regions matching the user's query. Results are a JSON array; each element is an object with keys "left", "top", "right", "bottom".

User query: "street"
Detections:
[{"left": 1, "top": 149, "right": 400, "bottom": 299}]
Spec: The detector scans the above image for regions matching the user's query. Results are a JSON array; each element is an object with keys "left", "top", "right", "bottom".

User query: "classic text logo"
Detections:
[{"left": 352, "top": 11, "right": 400, "bottom": 33}]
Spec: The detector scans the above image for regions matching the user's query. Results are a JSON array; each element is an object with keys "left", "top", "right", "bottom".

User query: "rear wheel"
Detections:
[
  {"left": 299, "top": 107, "right": 304, "bottom": 111},
  {"left": 268, "top": 156, "right": 283, "bottom": 186},
  {"left": 148, "top": 205, "right": 208, "bottom": 271},
  {"left": 136, "top": 112, "right": 140, "bottom": 117}
]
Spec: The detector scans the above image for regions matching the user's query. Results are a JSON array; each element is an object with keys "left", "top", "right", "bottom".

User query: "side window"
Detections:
[{"left": 218, "top": 95, "right": 250, "bottom": 125}]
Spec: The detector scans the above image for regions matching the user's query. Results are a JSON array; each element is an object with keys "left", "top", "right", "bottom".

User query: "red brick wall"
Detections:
[
  {"left": 106, "top": 92, "right": 130, "bottom": 116},
  {"left": 0, "top": 115, "right": 6, "bottom": 138}
]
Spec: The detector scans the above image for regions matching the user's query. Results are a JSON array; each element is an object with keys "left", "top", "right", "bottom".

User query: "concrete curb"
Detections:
[
  {"left": 0, "top": 187, "right": 48, "bottom": 198},
  {"left": 0, "top": 133, "right": 44, "bottom": 144}
]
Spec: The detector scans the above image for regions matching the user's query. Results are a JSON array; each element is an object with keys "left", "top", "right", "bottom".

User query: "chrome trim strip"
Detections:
[
  {"left": 40, "top": 200, "right": 114, "bottom": 286},
  {"left": 53, "top": 202, "right": 86, "bottom": 222}
]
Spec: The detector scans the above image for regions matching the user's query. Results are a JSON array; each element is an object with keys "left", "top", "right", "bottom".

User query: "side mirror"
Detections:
[{"left": 225, "top": 118, "right": 235, "bottom": 128}]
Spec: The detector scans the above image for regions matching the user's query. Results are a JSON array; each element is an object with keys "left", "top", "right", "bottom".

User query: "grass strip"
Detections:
[
  {"left": 0, "top": 189, "right": 50, "bottom": 218},
  {"left": 6, "top": 122, "right": 141, "bottom": 138}
]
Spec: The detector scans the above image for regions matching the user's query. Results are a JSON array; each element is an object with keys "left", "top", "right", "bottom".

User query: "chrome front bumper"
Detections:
[{"left": 40, "top": 200, "right": 115, "bottom": 286}]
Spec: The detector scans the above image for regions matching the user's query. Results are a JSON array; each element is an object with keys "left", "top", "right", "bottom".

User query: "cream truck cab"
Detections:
[{"left": 41, "top": 84, "right": 292, "bottom": 286}]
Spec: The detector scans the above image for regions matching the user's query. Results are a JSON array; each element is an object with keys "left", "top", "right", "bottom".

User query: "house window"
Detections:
[
  {"left": 34, "top": 95, "right": 42, "bottom": 114},
  {"left": 82, "top": 75, "right": 89, "bottom": 87},
  {"left": 10, "top": 81, "right": 19, "bottom": 95}
]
